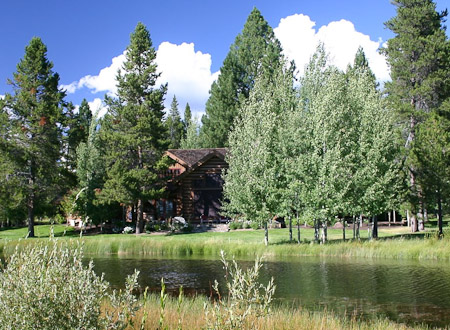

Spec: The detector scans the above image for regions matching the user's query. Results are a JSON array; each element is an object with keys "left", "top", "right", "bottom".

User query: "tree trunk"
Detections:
[
  {"left": 372, "top": 215, "right": 378, "bottom": 239},
  {"left": 393, "top": 210, "right": 396, "bottom": 223},
  {"left": 418, "top": 196, "right": 425, "bottom": 231},
  {"left": 314, "top": 219, "right": 319, "bottom": 243},
  {"left": 409, "top": 169, "right": 419, "bottom": 232},
  {"left": 27, "top": 193, "right": 35, "bottom": 238},
  {"left": 323, "top": 220, "right": 328, "bottom": 244},
  {"left": 388, "top": 211, "right": 391, "bottom": 227},
  {"left": 352, "top": 215, "right": 356, "bottom": 239},
  {"left": 438, "top": 189, "right": 443, "bottom": 238},
  {"left": 136, "top": 198, "right": 144, "bottom": 234},
  {"left": 289, "top": 215, "right": 292, "bottom": 241},
  {"left": 342, "top": 219, "right": 346, "bottom": 241},
  {"left": 264, "top": 221, "right": 269, "bottom": 246},
  {"left": 27, "top": 162, "right": 35, "bottom": 238},
  {"left": 297, "top": 217, "right": 301, "bottom": 244},
  {"left": 406, "top": 209, "right": 410, "bottom": 228}
]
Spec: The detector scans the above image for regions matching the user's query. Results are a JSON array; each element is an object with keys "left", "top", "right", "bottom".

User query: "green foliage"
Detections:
[
  {"left": 165, "top": 95, "right": 184, "bottom": 149},
  {"left": 205, "top": 251, "right": 275, "bottom": 330},
  {"left": 0, "top": 238, "right": 141, "bottom": 329},
  {"left": 223, "top": 62, "right": 295, "bottom": 245},
  {"left": 73, "top": 110, "right": 109, "bottom": 225},
  {"left": 382, "top": 0, "right": 450, "bottom": 230},
  {"left": 228, "top": 221, "right": 243, "bottom": 230},
  {"left": 180, "top": 115, "right": 201, "bottom": 149},
  {"left": 201, "top": 8, "right": 283, "bottom": 147},
  {"left": 0, "top": 37, "right": 67, "bottom": 236},
  {"left": 100, "top": 22, "right": 169, "bottom": 233}
]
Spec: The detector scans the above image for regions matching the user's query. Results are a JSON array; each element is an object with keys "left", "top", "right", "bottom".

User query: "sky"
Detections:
[{"left": 1, "top": 0, "right": 449, "bottom": 118}]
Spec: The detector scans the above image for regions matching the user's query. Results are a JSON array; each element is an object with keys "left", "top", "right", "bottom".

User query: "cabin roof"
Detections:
[{"left": 166, "top": 148, "right": 227, "bottom": 168}]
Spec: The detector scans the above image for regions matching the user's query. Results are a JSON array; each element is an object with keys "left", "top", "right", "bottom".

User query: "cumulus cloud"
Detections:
[
  {"left": 274, "top": 14, "right": 390, "bottom": 82},
  {"left": 88, "top": 98, "right": 108, "bottom": 118},
  {"left": 61, "top": 52, "right": 125, "bottom": 96},
  {"left": 156, "top": 42, "right": 218, "bottom": 115},
  {"left": 61, "top": 43, "right": 217, "bottom": 117}
]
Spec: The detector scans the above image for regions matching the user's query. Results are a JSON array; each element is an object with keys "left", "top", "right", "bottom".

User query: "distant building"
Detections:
[{"left": 161, "top": 148, "right": 228, "bottom": 222}]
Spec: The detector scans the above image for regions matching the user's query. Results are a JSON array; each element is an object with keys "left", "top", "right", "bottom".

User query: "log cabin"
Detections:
[{"left": 158, "top": 148, "right": 228, "bottom": 223}]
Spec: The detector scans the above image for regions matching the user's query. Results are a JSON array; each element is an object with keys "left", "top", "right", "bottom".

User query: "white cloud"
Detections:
[
  {"left": 87, "top": 98, "right": 108, "bottom": 118},
  {"left": 60, "top": 52, "right": 126, "bottom": 96},
  {"left": 0, "top": 95, "right": 4, "bottom": 100},
  {"left": 61, "top": 43, "right": 217, "bottom": 117},
  {"left": 274, "top": 14, "right": 390, "bottom": 82},
  {"left": 156, "top": 42, "right": 218, "bottom": 115}
]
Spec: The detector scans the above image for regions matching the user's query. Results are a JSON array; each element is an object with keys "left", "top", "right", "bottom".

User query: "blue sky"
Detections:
[{"left": 1, "top": 0, "right": 448, "bottom": 117}]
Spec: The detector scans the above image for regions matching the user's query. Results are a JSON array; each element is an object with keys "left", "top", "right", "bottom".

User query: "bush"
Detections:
[
  {"left": 205, "top": 251, "right": 276, "bottom": 329},
  {"left": 0, "top": 237, "right": 141, "bottom": 330},
  {"left": 228, "top": 221, "right": 243, "bottom": 230},
  {"left": 251, "top": 221, "right": 260, "bottom": 230},
  {"left": 181, "top": 223, "right": 194, "bottom": 233},
  {"left": 243, "top": 221, "right": 251, "bottom": 229}
]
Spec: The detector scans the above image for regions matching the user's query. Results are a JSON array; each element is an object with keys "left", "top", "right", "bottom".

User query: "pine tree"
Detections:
[
  {"left": 412, "top": 110, "right": 450, "bottom": 237},
  {"left": 382, "top": 0, "right": 450, "bottom": 232},
  {"left": 74, "top": 110, "right": 105, "bottom": 226},
  {"left": 165, "top": 95, "right": 184, "bottom": 149},
  {"left": 0, "top": 38, "right": 66, "bottom": 237},
  {"left": 183, "top": 103, "right": 192, "bottom": 138},
  {"left": 200, "top": 7, "right": 283, "bottom": 147},
  {"left": 100, "top": 22, "right": 169, "bottom": 234}
]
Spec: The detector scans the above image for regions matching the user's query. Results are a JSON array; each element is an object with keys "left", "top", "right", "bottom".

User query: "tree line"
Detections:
[
  {"left": 0, "top": 1, "right": 449, "bottom": 239},
  {"left": 0, "top": 23, "right": 194, "bottom": 235}
]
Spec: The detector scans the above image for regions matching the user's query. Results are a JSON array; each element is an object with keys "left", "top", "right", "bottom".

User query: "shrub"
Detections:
[
  {"left": 243, "top": 221, "right": 251, "bottom": 229},
  {"left": 228, "top": 221, "right": 241, "bottom": 230},
  {"left": 0, "top": 237, "right": 141, "bottom": 330},
  {"left": 181, "top": 223, "right": 194, "bottom": 233},
  {"left": 251, "top": 221, "right": 260, "bottom": 230},
  {"left": 205, "top": 251, "right": 276, "bottom": 329}
]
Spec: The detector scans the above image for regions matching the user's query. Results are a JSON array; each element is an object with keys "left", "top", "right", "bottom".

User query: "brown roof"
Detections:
[{"left": 166, "top": 148, "right": 227, "bottom": 168}]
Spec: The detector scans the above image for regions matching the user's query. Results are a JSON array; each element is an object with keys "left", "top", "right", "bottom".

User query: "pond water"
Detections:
[{"left": 88, "top": 254, "right": 450, "bottom": 328}]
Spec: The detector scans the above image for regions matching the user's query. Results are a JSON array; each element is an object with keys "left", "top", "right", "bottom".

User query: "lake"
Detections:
[{"left": 88, "top": 254, "right": 450, "bottom": 328}]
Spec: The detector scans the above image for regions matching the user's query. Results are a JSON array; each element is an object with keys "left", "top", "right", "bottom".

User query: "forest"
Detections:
[{"left": 0, "top": 0, "right": 448, "bottom": 241}]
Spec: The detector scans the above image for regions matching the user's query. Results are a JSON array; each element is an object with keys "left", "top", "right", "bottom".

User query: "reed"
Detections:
[
  {"left": 2, "top": 225, "right": 450, "bottom": 261},
  {"left": 116, "top": 294, "right": 427, "bottom": 330}
]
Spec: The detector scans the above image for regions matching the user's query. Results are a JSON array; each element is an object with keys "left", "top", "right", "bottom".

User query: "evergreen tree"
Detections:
[
  {"left": 165, "top": 95, "right": 184, "bottom": 149},
  {"left": 0, "top": 38, "right": 66, "bottom": 237},
  {"left": 412, "top": 110, "right": 450, "bottom": 237},
  {"left": 62, "top": 99, "right": 93, "bottom": 187},
  {"left": 74, "top": 110, "right": 105, "bottom": 226},
  {"left": 100, "top": 22, "right": 169, "bottom": 234},
  {"left": 200, "top": 7, "right": 283, "bottom": 147},
  {"left": 183, "top": 103, "right": 192, "bottom": 138},
  {"left": 382, "top": 0, "right": 450, "bottom": 232}
]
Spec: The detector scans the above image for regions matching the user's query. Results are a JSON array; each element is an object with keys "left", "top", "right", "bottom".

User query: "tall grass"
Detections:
[
  {"left": 2, "top": 226, "right": 450, "bottom": 261},
  {"left": 118, "top": 295, "right": 426, "bottom": 330}
]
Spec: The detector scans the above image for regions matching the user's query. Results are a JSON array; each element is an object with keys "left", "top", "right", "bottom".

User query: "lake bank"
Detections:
[{"left": 1, "top": 224, "right": 449, "bottom": 261}]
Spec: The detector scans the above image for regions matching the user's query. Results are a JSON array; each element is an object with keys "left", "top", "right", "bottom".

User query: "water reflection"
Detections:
[{"left": 88, "top": 255, "right": 450, "bottom": 328}]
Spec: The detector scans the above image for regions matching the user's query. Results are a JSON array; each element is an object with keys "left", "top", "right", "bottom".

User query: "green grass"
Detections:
[
  {"left": 2, "top": 224, "right": 450, "bottom": 261},
  {"left": 0, "top": 224, "right": 76, "bottom": 239}
]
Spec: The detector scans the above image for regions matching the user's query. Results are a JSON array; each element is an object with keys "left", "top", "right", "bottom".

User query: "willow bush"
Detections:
[{"left": 0, "top": 238, "right": 140, "bottom": 330}]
